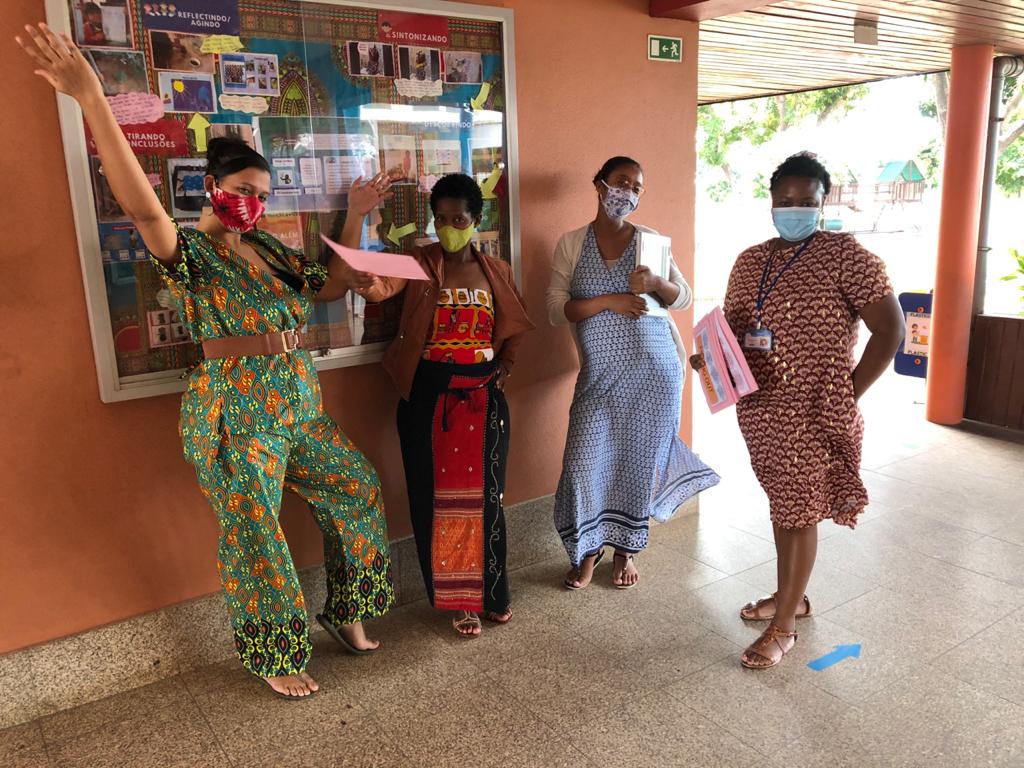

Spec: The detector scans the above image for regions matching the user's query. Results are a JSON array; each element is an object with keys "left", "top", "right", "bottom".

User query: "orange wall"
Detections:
[{"left": 0, "top": 0, "right": 697, "bottom": 654}]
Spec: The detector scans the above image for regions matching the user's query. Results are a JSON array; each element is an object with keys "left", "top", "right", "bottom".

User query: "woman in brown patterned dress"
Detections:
[{"left": 723, "top": 153, "right": 905, "bottom": 669}]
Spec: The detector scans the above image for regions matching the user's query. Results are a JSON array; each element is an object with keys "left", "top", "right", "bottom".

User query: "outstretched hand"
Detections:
[
  {"left": 348, "top": 173, "right": 393, "bottom": 217},
  {"left": 15, "top": 23, "right": 103, "bottom": 103}
]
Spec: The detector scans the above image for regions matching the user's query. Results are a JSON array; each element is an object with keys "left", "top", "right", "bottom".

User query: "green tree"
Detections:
[
  {"left": 697, "top": 84, "right": 867, "bottom": 199},
  {"left": 919, "top": 72, "right": 1024, "bottom": 195}
]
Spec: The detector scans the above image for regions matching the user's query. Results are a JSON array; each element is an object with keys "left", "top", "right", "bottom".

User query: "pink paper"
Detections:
[
  {"left": 106, "top": 93, "right": 164, "bottom": 125},
  {"left": 319, "top": 234, "right": 429, "bottom": 281},
  {"left": 691, "top": 306, "right": 759, "bottom": 413}
]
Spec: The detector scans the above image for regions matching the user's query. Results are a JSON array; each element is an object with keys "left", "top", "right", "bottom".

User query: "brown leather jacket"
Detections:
[{"left": 363, "top": 242, "right": 535, "bottom": 400}]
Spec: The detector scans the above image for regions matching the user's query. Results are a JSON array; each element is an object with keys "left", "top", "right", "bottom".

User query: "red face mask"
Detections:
[{"left": 207, "top": 185, "right": 265, "bottom": 233}]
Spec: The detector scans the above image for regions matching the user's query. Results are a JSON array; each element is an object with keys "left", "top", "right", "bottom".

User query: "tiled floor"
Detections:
[{"left": 3, "top": 374, "right": 1022, "bottom": 767}]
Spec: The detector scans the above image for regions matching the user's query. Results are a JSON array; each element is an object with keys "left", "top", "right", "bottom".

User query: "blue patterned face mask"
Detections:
[
  {"left": 601, "top": 181, "right": 639, "bottom": 219},
  {"left": 772, "top": 207, "right": 820, "bottom": 242}
]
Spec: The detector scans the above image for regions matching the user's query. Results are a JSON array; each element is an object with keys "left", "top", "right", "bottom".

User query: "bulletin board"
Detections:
[{"left": 47, "top": 0, "right": 520, "bottom": 402}]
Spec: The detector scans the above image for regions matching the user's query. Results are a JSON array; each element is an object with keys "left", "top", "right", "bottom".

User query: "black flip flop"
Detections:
[
  {"left": 564, "top": 549, "right": 606, "bottom": 590},
  {"left": 315, "top": 613, "right": 379, "bottom": 656}
]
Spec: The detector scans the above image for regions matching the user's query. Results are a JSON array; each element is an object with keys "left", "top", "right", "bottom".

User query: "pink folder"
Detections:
[
  {"left": 691, "top": 306, "right": 759, "bottom": 413},
  {"left": 319, "top": 234, "right": 429, "bottom": 281}
]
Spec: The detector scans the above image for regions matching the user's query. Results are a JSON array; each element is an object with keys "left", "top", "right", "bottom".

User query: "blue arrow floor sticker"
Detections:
[{"left": 808, "top": 644, "right": 861, "bottom": 671}]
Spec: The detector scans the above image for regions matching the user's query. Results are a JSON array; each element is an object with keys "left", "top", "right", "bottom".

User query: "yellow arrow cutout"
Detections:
[
  {"left": 188, "top": 113, "right": 211, "bottom": 153},
  {"left": 388, "top": 221, "right": 417, "bottom": 245}
]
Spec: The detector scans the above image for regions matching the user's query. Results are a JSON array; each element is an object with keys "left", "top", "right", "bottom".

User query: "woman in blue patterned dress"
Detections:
[{"left": 547, "top": 157, "right": 719, "bottom": 589}]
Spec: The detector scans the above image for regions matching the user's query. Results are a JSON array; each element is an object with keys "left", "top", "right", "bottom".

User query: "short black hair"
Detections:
[
  {"left": 593, "top": 156, "right": 642, "bottom": 185},
  {"left": 770, "top": 152, "right": 831, "bottom": 195},
  {"left": 430, "top": 173, "right": 483, "bottom": 219},
  {"left": 205, "top": 136, "right": 270, "bottom": 180}
]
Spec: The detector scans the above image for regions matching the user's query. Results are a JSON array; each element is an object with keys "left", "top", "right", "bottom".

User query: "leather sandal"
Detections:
[
  {"left": 484, "top": 606, "right": 513, "bottom": 624},
  {"left": 612, "top": 552, "right": 638, "bottom": 590},
  {"left": 564, "top": 549, "right": 606, "bottom": 590},
  {"left": 453, "top": 611, "right": 482, "bottom": 638},
  {"left": 740, "top": 593, "right": 812, "bottom": 622},
  {"left": 741, "top": 625, "right": 799, "bottom": 669}
]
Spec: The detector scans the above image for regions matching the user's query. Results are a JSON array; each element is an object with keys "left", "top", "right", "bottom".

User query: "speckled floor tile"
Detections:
[
  {"left": 0, "top": 721, "right": 50, "bottom": 768},
  {"left": 46, "top": 704, "right": 226, "bottom": 768},
  {"left": 668, "top": 657, "right": 852, "bottom": 755},
  {"left": 939, "top": 609, "right": 1024, "bottom": 707},
  {"left": 568, "top": 686, "right": 761, "bottom": 767},
  {"left": 39, "top": 676, "right": 190, "bottom": 747}
]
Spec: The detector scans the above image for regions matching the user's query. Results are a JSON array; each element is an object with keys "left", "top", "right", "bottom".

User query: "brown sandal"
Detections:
[
  {"left": 453, "top": 611, "right": 482, "bottom": 638},
  {"left": 741, "top": 625, "right": 799, "bottom": 669},
  {"left": 564, "top": 549, "right": 605, "bottom": 590},
  {"left": 612, "top": 552, "right": 638, "bottom": 589},
  {"left": 740, "top": 593, "right": 812, "bottom": 622},
  {"left": 484, "top": 607, "right": 512, "bottom": 624}
]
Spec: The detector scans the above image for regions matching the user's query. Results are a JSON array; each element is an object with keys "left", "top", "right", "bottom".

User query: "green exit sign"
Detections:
[{"left": 648, "top": 35, "right": 682, "bottom": 62}]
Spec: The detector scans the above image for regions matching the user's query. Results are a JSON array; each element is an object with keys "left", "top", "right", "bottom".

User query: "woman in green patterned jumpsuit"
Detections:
[{"left": 18, "top": 23, "right": 395, "bottom": 699}]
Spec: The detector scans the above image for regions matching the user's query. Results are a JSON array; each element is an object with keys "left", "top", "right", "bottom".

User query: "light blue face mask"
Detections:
[{"left": 772, "top": 207, "right": 820, "bottom": 242}]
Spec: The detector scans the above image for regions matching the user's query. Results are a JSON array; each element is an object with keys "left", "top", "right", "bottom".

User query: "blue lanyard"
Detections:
[{"left": 755, "top": 235, "right": 815, "bottom": 328}]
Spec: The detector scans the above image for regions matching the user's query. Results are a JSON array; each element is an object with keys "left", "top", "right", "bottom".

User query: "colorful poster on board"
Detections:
[
  {"left": 345, "top": 42, "right": 396, "bottom": 78},
  {"left": 69, "top": 0, "right": 134, "bottom": 49},
  {"left": 140, "top": 0, "right": 240, "bottom": 36},
  {"left": 85, "top": 118, "right": 188, "bottom": 156},
  {"left": 83, "top": 50, "right": 148, "bottom": 95},
  {"left": 443, "top": 51, "right": 482, "bottom": 83},
  {"left": 219, "top": 53, "right": 280, "bottom": 96},
  {"left": 98, "top": 221, "right": 149, "bottom": 262},
  {"left": 381, "top": 134, "right": 418, "bottom": 183},
  {"left": 148, "top": 30, "right": 216, "bottom": 72},
  {"left": 167, "top": 158, "right": 208, "bottom": 217},
  {"left": 157, "top": 71, "right": 217, "bottom": 113}
]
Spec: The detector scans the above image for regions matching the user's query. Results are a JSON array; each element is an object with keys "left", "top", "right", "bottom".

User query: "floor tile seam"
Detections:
[
  {"left": 179, "top": 672, "right": 238, "bottom": 768},
  {"left": 816, "top": 600, "right": 997, "bottom": 664},
  {"left": 723, "top": 522, "right": 778, "bottom": 544},
  {"left": 853, "top": 535, "right": 1024, "bottom": 588},
  {"left": 659, "top": 684, "right": 801, "bottom": 759},
  {"left": 985, "top": 529, "right": 1024, "bottom": 548},
  {"left": 876, "top": 511, "right": 1010, "bottom": 541},
  {"left": 685, "top": 549, "right": 778, "bottom": 575},
  {"left": 597, "top": 629, "right": 742, "bottom": 682},
  {"left": 22, "top": 719, "right": 54, "bottom": 767},
  {"left": 861, "top": 446, "right": 934, "bottom": 471},
  {"left": 938, "top": 665, "right": 1024, "bottom": 712},
  {"left": 865, "top": 463, "right": 1006, "bottom": 492}
]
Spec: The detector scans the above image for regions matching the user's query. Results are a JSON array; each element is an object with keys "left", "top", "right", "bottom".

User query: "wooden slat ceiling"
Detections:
[{"left": 699, "top": 0, "right": 1024, "bottom": 103}]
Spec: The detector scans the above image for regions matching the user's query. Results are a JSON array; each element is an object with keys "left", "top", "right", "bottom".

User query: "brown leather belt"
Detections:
[{"left": 201, "top": 329, "right": 303, "bottom": 359}]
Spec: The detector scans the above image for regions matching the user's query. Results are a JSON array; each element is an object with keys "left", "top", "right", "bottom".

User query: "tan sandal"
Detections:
[
  {"left": 741, "top": 625, "right": 798, "bottom": 669},
  {"left": 564, "top": 549, "right": 605, "bottom": 590},
  {"left": 484, "top": 606, "right": 512, "bottom": 624},
  {"left": 612, "top": 552, "right": 639, "bottom": 590},
  {"left": 740, "top": 593, "right": 812, "bottom": 622},
  {"left": 452, "top": 611, "right": 482, "bottom": 638}
]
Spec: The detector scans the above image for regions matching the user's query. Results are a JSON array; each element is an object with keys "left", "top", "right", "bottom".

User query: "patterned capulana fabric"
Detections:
[
  {"left": 724, "top": 231, "right": 893, "bottom": 529},
  {"left": 422, "top": 287, "right": 496, "bottom": 363},
  {"left": 152, "top": 225, "right": 394, "bottom": 678},
  {"left": 554, "top": 227, "right": 720, "bottom": 565}
]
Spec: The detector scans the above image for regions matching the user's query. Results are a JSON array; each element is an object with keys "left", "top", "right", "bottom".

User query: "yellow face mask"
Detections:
[{"left": 437, "top": 224, "right": 476, "bottom": 253}]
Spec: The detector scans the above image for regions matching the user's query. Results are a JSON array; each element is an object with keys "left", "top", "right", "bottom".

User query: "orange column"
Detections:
[{"left": 926, "top": 45, "right": 994, "bottom": 425}]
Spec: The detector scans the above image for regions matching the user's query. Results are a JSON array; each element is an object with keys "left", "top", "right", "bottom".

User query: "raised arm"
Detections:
[
  {"left": 314, "top": 173, "right": 393, "bottom": 302},
  {"left": 16, "top": 23, "right": 177, "bottom": 263},
  {"left": 336, "top": 175, "right": 407, "bottom": 302}
]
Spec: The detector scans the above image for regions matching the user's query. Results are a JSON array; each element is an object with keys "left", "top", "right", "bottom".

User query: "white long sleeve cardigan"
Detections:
[{"left": 546, "top": 223, "right": 692, "bottom": 364}]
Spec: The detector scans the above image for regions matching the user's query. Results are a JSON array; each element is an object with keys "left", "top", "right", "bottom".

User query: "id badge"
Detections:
[{"left": 743, "top": 328, "right": 773, "bottom": 351}]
